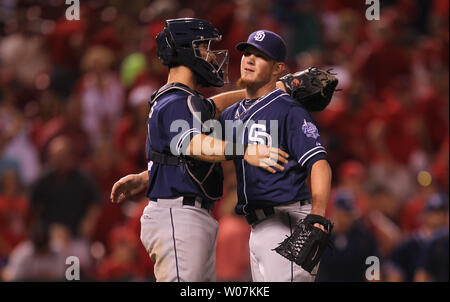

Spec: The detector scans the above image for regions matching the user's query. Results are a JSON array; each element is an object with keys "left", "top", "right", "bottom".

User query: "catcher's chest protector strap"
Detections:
[
  {"left": 149, "top": 82, "right": 197, "bottom": 106},
  {"left": 147, "top": 148, "right": 186, "bottom": 166}
]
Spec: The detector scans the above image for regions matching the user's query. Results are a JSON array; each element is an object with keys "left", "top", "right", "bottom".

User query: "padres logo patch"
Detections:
[
  {"left": 254, "top": 31, "right": 265, "bottom": 41},
  {"left": 302, "top": 119, "right": 319, "bottom": 139}
]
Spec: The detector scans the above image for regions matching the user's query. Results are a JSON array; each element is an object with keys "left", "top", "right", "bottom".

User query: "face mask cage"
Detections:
[{"left": 192, "top": 38, "right": 229, "bottom": 84}]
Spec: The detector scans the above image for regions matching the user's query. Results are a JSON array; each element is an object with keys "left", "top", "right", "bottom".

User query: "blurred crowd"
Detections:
[{"left": 0, "top": 0, "right": 448, "bottom": 282}]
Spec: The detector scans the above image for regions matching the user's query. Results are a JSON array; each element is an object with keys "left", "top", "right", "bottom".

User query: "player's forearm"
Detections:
[
  {"left": 186, "top": 134, "right": 227, "bottom": 162},
  {"left": 309, "top": 160, "right": 332, "bottom": 217},
  {"left": 186, "top": 134, "right": 247, "bottom": 163},
  {"left": 137, "top": 170, "right": 149, "bottom": 183},
  {"left": 210, "top": 89, "right": 246, "bottom": 119},
  {"left": 110, "top": 171, "right": 149, "bottom": 203},
  {"left": 128, "top": 170, "right": 149, "bottom": 192}
]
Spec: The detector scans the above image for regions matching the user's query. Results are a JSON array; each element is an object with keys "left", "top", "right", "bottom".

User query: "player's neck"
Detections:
[
  {"left": 245, "top": 80, "right": 277, "bottom": 100},
  {"left": 167, "top": 65, "right": 197, "bottom": 91}
]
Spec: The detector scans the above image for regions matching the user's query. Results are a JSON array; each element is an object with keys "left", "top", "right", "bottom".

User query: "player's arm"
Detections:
[
  {"left": 210, "top": 89, "right": 245, "bottom": 119},
  {"left": 284, "top": 105, "right": 331, "bottom": 217},
  {"left": 185, "top": 133, "right": 289, "bottom": 173},
  {"left": 210, "top": 81, "right": 286, "bottom": 119},
  {"left": 110, "top": 170, "right": 149, "bottom": 204},
  {"left": 309, "top": 159, "right": 332, "bottom": 217}
]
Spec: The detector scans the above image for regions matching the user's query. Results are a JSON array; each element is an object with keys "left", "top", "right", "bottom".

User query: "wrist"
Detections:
[
  {"left": 310, "top": 208, "right": 326, "bottom": 217},
  {"left": 138, "top": 171, "right": 149, "bottom": 183}
]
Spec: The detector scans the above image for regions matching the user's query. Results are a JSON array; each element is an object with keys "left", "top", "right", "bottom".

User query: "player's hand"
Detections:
[
  {"left": 110, "top": 173, "right": 147, "bottom": 204},
  {"left": 244, "top": 144, "right": 289, "bottom": 173},
  {"left": 276, "top": 80, "right": 286, "bottom": 92},
  {"left": 314, "top": 223, "right": 327, "bottom": 232},
  {"left": 310, "top": 206, "right": 328, "bottom": 232}
]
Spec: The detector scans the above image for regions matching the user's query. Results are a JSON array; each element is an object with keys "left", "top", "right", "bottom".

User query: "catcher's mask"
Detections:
[{"left": 156, "top": 18, "right": 229, "bottom": 87}]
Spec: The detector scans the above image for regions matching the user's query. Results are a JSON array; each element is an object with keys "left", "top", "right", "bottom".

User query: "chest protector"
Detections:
[{"left": 147, "top": 83, "right": 223, "bottom": 201}]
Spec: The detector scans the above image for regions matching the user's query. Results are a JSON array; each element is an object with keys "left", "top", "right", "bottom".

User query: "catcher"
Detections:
[{"left": 217, "top": 30, "right": 338, "bottom": 281}]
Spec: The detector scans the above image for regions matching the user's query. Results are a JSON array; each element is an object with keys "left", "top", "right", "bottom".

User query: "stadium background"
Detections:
[{"left": 0, "top": 0, "right": 448, "bottom": 281}]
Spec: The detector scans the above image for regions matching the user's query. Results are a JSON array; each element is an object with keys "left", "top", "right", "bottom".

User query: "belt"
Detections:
[
  {"left": 245, "top": 199, "right": 311, "bottom": 226},
  {"left": 150, "top": 196, "right": 214, "bottom": 212}
]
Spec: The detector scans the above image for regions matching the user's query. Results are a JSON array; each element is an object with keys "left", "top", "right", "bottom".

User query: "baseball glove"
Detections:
[
  {"left": 273, "top": 214, "right": 333, "bottom": 274},
  {"left": 280, "top": 67, "right": 339, "bottom": 112}
]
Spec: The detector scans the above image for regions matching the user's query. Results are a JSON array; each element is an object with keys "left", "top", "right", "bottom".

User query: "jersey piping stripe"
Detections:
[
  {"left": 236, "top": 89, "right": 281, "bottom": 120},
  {"left": 239, "top": 90, "right": 289, "bottom": 211},
  {"left": 241, "top": 159, "right": 248, "bottom": 215},
  {"left": 299, "top": 150, "right": 327, "bottom": 167},
  {"left": 205, "top": 98, "right": 216, "bottom": 118},
  {"left": 176, "top": 128, "right": 202, "bottom": 154},
  {"left": 238, "top": 102, "right": 246, "bottom": 116},
  {"left": 297, "top": 146, "right": 326, "bottom": 165},
  {"left": 177, "top": 128, "right": 201, "bottom": 151},
  {"left": 287, "top": 213, "right": 294, "bottom": 282},
  {"left": 169, "top": 208, "right": 180, "bottom": 282}
]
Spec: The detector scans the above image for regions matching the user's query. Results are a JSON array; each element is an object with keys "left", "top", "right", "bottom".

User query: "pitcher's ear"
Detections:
[{"left": 273, "top": 62, "right": 286, "bottom": 76}]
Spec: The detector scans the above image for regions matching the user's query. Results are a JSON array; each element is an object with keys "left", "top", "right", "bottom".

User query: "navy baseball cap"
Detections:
[{"left": 236, "top": 30, "right": 287, "bottom": 62}]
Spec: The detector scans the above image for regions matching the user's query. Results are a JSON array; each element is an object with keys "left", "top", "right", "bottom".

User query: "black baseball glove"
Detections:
[
  {"left": 280, "top": 67, "right": 339, "bottom": 112},
  {"left": 273, "top": 214, "right": 333, "bottom": 274}
]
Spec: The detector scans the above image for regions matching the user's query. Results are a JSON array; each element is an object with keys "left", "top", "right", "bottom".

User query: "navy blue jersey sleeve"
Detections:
[
  {"left": 217, "top": 113, "right": 225, "bottom": 140},
  {"left": 158, "top": 97, "right": 202, "bottom": 155},
  {"left": 284, "top": 105, "right": 328, "bottom": 171},
  {"left": 204, "top": 97, "right": 216, "bottom": 119}
]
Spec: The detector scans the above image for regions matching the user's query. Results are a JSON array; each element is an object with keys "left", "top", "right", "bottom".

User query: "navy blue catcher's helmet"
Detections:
[{"left": 156, "top": 18, "right": 229, "bottom": 87}]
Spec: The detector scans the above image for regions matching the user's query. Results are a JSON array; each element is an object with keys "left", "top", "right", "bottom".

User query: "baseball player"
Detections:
[
  {"left": 218, "top": 30, "right": 332, "bottom": 282},
  {"left": 110, "top": 19, "right": 289, "bottom": 282}
]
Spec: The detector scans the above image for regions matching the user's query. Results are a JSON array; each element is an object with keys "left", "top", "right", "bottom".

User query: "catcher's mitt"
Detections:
[
  {"left": 280, "top": 67, "right": 339, "bottom": 112},
  {"left": 273, "top": 214, "right": 333, "bottom": 274}
]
